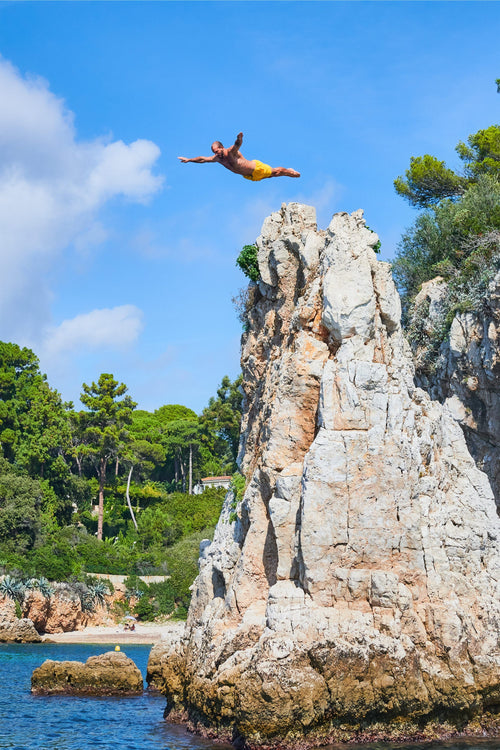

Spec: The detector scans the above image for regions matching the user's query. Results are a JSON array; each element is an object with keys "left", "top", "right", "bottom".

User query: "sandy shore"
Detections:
[{"left": 41, "top": 621, "right": 185, "bottom": 645}]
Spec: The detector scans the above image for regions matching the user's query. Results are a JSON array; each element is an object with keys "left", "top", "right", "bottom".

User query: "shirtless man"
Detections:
[{"left": 178, "top": 132, "right": 300, "bottom": 181}]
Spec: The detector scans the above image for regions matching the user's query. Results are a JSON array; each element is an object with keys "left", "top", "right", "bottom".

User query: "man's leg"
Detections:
[{"left": 270, "top": 167, "right": 300, "bottom": 178}]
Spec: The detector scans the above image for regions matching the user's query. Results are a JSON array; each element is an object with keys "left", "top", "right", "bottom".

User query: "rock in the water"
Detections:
[
  {"left": 31, "top": 651, "right": 143, "bottom": 695},
  {"left": 151, "top": 204, "right": 500, "bottom": 748},
  {"left": 146, "top": 623, "right": 186, "bottom": 691},
  {"left": 0, "top": 597, "right": 41, "bottom": 643}
]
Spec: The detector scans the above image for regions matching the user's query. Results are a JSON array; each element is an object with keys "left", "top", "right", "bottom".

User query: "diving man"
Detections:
[{"left": 178, "top": 132, "right": 300, "bottom": 181}]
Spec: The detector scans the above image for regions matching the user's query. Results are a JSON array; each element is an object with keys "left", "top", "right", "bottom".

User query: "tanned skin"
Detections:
[{"left": 178, "top": 132, "right": 300, "bottom": 178}]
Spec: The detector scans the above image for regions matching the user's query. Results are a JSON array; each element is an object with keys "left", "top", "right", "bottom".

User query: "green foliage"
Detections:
[
  {"left": 0, "top": 343, "right": 238, "bottom": 618},
  {"left": 158, "top": 530, "right": 210, "bottom": 614},
  {"left": 87, "top": 579, "right": 110, "bottom": 606},
  {"left": 394, "top": 124, "right": 500, "bottom": 209},
  {"left": 38, "top": 577, "right": 55, "bottom": 598},
  {"left": 155, "top": 404, "right": 197, "bottom": 424},
  {"left": 201, "top": 375, "right": 243, "bottom": 472},
  {"left": 0, "top": 465, "right": 43, "bottom": 552},
  {"left": 79, "top": 373, "right": 136, "bottom": 539},
  {"left": 0, "top": 343, "right": 40, "bottom": 462},
  {"left": 134, "top": 595, "right": 156, "bottom": 621},
  {"left": 124, "top": 574, "right": 149, "bottom": 599},
  {"left": 393, "top": 175, "right": 500, "bottom": 307},
  {"left": 0, "top": 574, "right": 25, "bottom": 601},
  {"left": 394, "top": 163, "right": 500, "bottom": 362},
  {"left": 136, "top": 504, "right": 183, "bottom": 549},
  {"left": 456, "top": 125, "right": 500, "bottom": 181},
  {"left": 394, "top": 154, "right": 466, "bottom": 208},
  {"left": 230, "top": 472, "right": 245, "bottom": 503},
  {"left": 135, "top": 489, "right": 224, "bottom": 552},
  {"left": 14, "top": 600, "right": 22, "bottom": 618},
  {"left": 365, "top": 225, "right": 381, "bottom": 253},
  {"left": 236, "top": 244, "right": 260, "bottom": 282}
]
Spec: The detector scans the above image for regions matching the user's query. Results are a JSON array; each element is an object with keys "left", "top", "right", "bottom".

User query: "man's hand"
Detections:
[
  {"left": 178, "top": 157, "right": 190, "bottom": 162},
  {"left": 229, "top": 132, "right": 243, "bottom": 155}
]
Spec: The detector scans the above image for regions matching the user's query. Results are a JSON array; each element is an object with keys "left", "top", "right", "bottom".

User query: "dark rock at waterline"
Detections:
[{"left": 31, "top": 651, "right": 143, "bottom": 695}]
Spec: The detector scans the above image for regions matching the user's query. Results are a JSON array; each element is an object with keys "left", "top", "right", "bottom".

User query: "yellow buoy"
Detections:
[{"left": 115, "top": 645, "right": 120, "bottom": 651}]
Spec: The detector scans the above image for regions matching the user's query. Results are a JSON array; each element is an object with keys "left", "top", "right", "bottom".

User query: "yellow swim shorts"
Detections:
[{"left": 243, "top": 160, "right": 273, "bottom": 181}]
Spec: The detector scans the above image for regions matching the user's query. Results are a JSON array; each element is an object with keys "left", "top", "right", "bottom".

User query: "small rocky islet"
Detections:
[
  {"left": 31, "top": 650, "right": 143, "bottom": 695},
  {"left": 147, "top": 204, "right": 500, "bottom": 748}
]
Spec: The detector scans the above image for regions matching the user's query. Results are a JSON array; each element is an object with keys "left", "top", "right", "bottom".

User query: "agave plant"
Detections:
[
  {"left": 126, "top": 587, "right": 145, "bottom": 600},
  {"left": 87, "top": 580, "right": 109, "bottom": 607},
  {"left": 79, "top": 590, "right": 96, "bottom": 612},
  {"left": 38, "top": 577, "right": 54, "bottom": 598},
  {"left": 0, "top": 575, "right": 25, "bottom": 602},
  {"left": 24, "top": 578, "right": 40, "bottom": 590}
]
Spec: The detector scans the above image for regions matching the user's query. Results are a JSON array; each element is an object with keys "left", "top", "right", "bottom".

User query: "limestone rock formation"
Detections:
[
  {"left": 147, "top": 626, "right": 185, "bottom": 691},
  {"left": 23, "top": 583, "right": 115, "bottom": 633},
  {"left": 411, "top": 273, "right": 500, "bottom": 510},
  {"left": 152, "top": 204, "right": 500, "bottom": 747},
  {"left": 0, "top": 597, "right": 41, "bottom": 643},
  {"left": 31, "top": 651, "right": 143, "bottom": 695}
]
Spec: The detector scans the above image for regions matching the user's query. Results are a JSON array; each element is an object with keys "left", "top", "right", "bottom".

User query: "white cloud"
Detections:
[
  {"left": 41, "top": 305, "right": 144, "bottom": 357},
  {"left": 0, "top": 57, "right": 163, "bottom": 342}
]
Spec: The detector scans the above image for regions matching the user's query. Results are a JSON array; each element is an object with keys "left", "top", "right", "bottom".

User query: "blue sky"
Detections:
[{"left": 0, "top": 1, "right": 498, "bottom": 413}]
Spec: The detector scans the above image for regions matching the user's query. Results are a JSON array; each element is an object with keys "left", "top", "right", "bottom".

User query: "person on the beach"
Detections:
[{"left": 178, "top": 132, "right": 300, "bottom": 180}]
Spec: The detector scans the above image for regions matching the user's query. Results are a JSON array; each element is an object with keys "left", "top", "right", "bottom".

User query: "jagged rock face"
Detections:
[
  {"left": 412, "top": 274, "right": 500, "bottom": 511},
  {"left": 31, "top": 651, "right": 143, "bottom": 695},
  {"left": 154, "top": 205, "right": 500, "bottom": 747},
  {"left": 23, "top": 585, "right": 116, "bottom": 633},
  {"left": 0, "top": 597, "right": 41, "bottom": 643}
]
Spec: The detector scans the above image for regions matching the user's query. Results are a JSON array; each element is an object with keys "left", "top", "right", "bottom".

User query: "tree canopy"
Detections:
[
  {"left": 0, "top": 346, "right": 242, "bottom": 619},
  {"left": 392, "top": 107, "right": 500, "bottom": 368},
  {"left": 394, "top": 124, "right": 500, "bottom": 209}
]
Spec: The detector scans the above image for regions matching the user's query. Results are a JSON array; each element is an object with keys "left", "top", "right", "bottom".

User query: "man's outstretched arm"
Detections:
[
  {"left": 229, "top": 132, "right": 243, "bottom": 155},
  {"left": 178, "top": 156, "right": 217, "bottom": 163}
]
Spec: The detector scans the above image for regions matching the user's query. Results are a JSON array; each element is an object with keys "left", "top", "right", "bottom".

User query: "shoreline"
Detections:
[{"left": 40, "top": 621, "right": 185, "bottom": 645}]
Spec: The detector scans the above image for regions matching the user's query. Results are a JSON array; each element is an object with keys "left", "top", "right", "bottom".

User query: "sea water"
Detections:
[
  {"left": 0, "top": 642, "right": 221, "bottom": 750},
  {"left": 1, "top": 643, "right": 499, "bottom": 750}
]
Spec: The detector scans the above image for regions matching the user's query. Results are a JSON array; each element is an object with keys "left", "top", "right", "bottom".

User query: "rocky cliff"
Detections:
[
  {"left": 151, "top": 204, "right": 500, "bottom": 747},
  {"left": 411, "top": 274, "right": 500, "bottom": 511}
]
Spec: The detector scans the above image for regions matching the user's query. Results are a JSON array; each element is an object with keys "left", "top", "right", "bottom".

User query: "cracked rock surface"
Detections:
[
  {"left": 412, "top": 273, "right": 500, "bottom": 511},
  {"left": 149, "top": 205, "right": 500, "bottom": 747}
]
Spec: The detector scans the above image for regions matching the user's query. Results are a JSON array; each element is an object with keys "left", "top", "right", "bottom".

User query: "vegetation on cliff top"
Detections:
[{"left": 392, "top": 92, "right": 500, "bottom": 367}]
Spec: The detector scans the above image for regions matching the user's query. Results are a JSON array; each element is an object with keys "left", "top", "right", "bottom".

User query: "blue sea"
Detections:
[{"left": 1, "top": 643, "right": 500, "bottom": 750}]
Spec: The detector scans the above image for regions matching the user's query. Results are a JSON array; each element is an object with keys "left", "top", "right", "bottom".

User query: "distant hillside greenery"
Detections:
[
  {"left": 0, "top": 343, "right": 242, "bottom": 615},
  {"left": 392, "top": 117, "right": 500, "bottom": 356}
]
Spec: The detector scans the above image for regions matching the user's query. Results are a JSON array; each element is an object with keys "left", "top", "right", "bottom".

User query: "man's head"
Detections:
[{"left": 211, "top": 141, "right": 224, "bottom": 156}]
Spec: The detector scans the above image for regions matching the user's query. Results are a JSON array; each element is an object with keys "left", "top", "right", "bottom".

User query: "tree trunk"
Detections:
[
  {"left": 188, "top": 443, "right": 193, "bottom": 495},
  {"left": 179, "top": 450, "right": 186, "bottom": 493},
  {"left": 75, "top": 453, "right": 83, "bottom": 478},
  {"left": 97, "top": 458, "right": 106, "bottom": 541},
  {"left": 126, "top": 466, "right": 138, "bottom": 531},
  {"left": 115, "top": 456, "right": 119, "bottom": 476}
]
